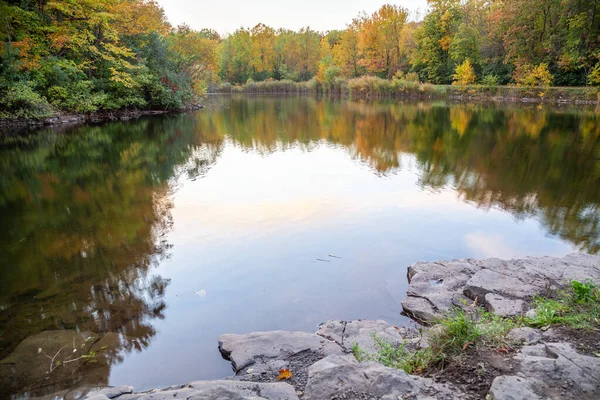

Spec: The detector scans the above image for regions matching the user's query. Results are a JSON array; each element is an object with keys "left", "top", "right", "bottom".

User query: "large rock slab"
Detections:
[
  {"left": 485, "top": 293, "right": 527, "bottom": 317},
  {"left": 402, "top": 253, "right": 600, "bottom": 323},
  {"left": 219, "top": 330, "right": 343, "bottom": 373},
  {"left": 488, "top": 375, "right": 545, "bottom": 400},
  {"left": 303, "top": 354, "right": 460, "bottom": 400},
  {"left": 488, "top": 341, "right": 600, "bottom": 400},
  {"left": 82, "top": 381, "right": 299, "bottom": 400},
  {"left": 514, "top": 342, "right": 600, "bottom": 399},
  {"left": 316, "top": 319, "right": 418, "bottom": 353}
]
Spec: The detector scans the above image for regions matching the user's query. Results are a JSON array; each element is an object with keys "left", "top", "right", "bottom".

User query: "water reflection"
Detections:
[
  {"left": 0, "top": 97, "right": 599, "bottom": 395},
  {"left": 196, "top": 97, "right": 600, "bottom": 253},
  {"left": 0, "top": 118, "right": 222, "bottom": 396}
]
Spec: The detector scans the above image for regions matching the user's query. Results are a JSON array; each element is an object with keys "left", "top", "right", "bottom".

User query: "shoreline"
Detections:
[
  {"left": 0, "top": 105, "right": 204, "bottom": 135},
  {"left": 2, "top": 90, "right": 598, "bottom": 135},
  {"left": 6, "top": 253, "right": 600, "bottom": 400}
]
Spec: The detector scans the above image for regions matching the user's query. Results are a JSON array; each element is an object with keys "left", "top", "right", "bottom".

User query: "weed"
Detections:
[{"left": 525, "top": 280, "right": 599, "bottom": 330}]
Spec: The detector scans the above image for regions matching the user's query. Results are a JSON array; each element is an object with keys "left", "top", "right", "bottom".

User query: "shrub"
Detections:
[
  {"left": 323, "top": 66, "right": 343, "bottom": 91},
  {"left": 513, "top": 63, "right": 553, "bottom": 87},
  {"left": 0, "top": 80, "right": 54, "bottom": 118},
  {"left": 452, "top": 59, "right": 476, "bottom": 85},
  {"left": 588, "top": 63, "right": 600, "bottom": 86},
  {"left": 405, "top": 72, "right": 420, "bottom": 83},
  {"left": 482, "top": 74, "right": 500, "bottom": 86}
]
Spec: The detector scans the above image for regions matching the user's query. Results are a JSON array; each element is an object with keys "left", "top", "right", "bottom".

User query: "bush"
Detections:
[
  {"left": 588, "top": 63, "right": 600, "bottom": 86},
  {"left": 482, "top": 74, "right": 500, "bottom": 86},
  {"left": 513, "top": 63, "right": 553, "bottom": 87},
  {"left": 46, "top": 81, "right": 104, "bottom": 113},
  {"left": 323, "top": 66, "right": 343, "bottom": 91},
  {"left": 452, "top": 59, "right": 476, "bottom": 85},
  {"left": 0, "top": 80, "right": 54, "bottom": 119}
]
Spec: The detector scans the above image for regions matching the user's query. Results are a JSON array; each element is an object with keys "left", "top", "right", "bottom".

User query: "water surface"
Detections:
[{"left": 1, "top": 96, "right": 599, "bottom": 396}]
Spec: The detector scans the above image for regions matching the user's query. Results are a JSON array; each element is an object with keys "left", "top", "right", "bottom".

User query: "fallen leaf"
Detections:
[
  {"left": 471, "top": 296, "right": 478, "bottom": 307},
  {"left": 277, "top": 369, "right": 292, "bottom": 380},
  {"left": 462, "top": 341, "right": 470, "bottom": 351},
  {"left": 497, "top": 346, "right": 509, "bottom": 354}
]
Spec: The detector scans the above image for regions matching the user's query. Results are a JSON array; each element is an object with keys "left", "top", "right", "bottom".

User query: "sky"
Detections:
[{"left": 155, "top": 0, "right": 429, "bottom": 35}]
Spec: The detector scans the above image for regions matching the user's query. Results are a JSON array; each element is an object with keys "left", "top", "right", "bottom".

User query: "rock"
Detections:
[
  {"left": 401, "top": 296, "right": 439, "bottom": 324},
  {"left": 465, "top": 269, "right": 540, "bottom": 300},
  {"left": 219, "top": 330, "right": 343, "bottom": 373},
  {"left": 303, "top": 354, "right": 459, "bottom": 400},
  {"left": 86, "top": 386, "right": 134, "bottom": 399},
  {"left": 402, "top": 254, "right": 600, "bottom": 323},
  {"left": 525, "top": 309, "right": 537, "bottom": 319},
  {"left": 488, "top": 375, "right": 545, "bottom": 400},
  {"left": 513, "top": 342, "right": 600, "bottom": 399},
  {"left": 485, "top": 294, "right": 526, "bottom": 317},
  {"left": 98, "top": 381, "right": 299, "bottom": 400},
  {"left": 506, "top": 328, "right": 542, "bottom": 344},
  {"left": 316, "top": 320, "right": 416, "bottom": 354},
  {"left": 0, "top": 330, "right": 108, "bottom": 394},
  {"left": 85, "top": 396, "right": 111, "bottom": 400},
  {"left": 187, "top": 380, "right": 299, "bottom": 400}
]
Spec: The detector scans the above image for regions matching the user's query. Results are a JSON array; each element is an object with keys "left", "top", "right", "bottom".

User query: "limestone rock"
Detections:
[
  {"left": 485, "top": 293, "right": 526, "bottom": 317},
  {"left": 101, "top": 381, "right": 299, "bottom": 400},
  {"left": 514, "top": 342, "right": 600, "bottom": 399},
  {"left": 488, "top": 375, "right": 545, "bottom": 400},
  {"left": 86, "top": 386, "right": 134, "bottom": 399},
  {"left": 316, "top": 319, "right": 416, "bottom": 353},
  {"left": 465, "top": 269, "right": 540, "bottom": 300},
  {"left": 187, "top": 380, "right": 299, "bottom": 400},
  {"left": 402, "top": 253, "right": 600, "bottom": 323},
  {"left": 506, "top": 327, "right": 542, "bottom": 344},
  {"left": 218, "top": 330, "right": 343, "bottom": 373},
  {"left": 303, "top": 354, "right": 459, "bottom": 400}
]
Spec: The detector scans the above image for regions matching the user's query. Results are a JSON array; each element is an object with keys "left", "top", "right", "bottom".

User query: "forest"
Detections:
[{"left": 1, "top": 0, "right": 600, "bottom": 117}]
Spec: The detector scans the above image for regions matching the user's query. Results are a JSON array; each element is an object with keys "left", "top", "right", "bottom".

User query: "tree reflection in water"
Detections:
[{"left": 0, "top": 116, "right": 223, "bottom": 395}]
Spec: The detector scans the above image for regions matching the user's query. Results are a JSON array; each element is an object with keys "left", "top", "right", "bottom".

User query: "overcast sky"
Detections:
[{"left": 156, "top": 1, "right": 429, "bottom": 35}]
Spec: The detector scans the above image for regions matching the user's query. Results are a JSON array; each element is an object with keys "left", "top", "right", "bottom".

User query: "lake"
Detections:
[{"left": 1, "top": 96, "right": 599, "bottom": 397}]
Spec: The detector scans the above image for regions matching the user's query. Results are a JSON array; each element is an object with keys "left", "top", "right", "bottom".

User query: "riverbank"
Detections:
[
  {"left": 213, "top": 78, "right": 600, "bottom": 104},
  {"left": 0, "top": 105, "right": 204, "bottom": 135},
  {"left": 9, "top": 253, "right": 599, "bottom": 400}
]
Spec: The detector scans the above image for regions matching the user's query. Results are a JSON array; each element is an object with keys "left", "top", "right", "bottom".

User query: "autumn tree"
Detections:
[{"left": 452, "top": 59, "right": 476, "bottom": 84}]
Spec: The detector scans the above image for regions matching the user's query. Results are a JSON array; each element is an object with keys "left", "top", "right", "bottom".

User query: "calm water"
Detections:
[{"left": 1, "top": 96, "right": 599, "bottom": 396}]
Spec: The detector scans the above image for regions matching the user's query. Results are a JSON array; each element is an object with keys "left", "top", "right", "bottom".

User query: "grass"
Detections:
[
  {"left": 353, "top": 308, "right": 513, "bottom": 374},
  {"left": 524, "top": 280, "right": 600, "bottom": 330},
  {"left": 352, "top": 280, "right": 598, "bottom": 375},
  {"left": 211, "top": 77, "right": 600, "bottom": 103}
]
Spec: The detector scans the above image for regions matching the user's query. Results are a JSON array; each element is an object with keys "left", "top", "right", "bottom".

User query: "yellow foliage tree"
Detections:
[
  {"left": 452, "top": 59, "right": 476, "bottom": 85},
  {"left": 513, "top": 63, "right": 554, "bottom": 87}
]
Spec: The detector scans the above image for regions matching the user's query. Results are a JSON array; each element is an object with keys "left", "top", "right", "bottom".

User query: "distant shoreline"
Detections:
[{"left": 212, "top": 79, "right": 600, "bottom": 105}]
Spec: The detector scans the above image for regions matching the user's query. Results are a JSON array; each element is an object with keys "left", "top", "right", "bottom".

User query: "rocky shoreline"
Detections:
[
  {"left": 0, "top": 105, "right": 204, "bottom": 135},
  {"left": 11, "top": 253, "right": 600, "bottom": 399}
]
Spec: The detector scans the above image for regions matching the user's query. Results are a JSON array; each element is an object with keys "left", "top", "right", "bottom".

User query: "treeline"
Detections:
[
  {"left": 216, "top": 0, "right": 600, "bottom": 88},
  {"left": 2, "top": 0, "right": 600, "bottom": 118},
  {"left": 0, "top": 0, "right": 217, "bottom": 118}
]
